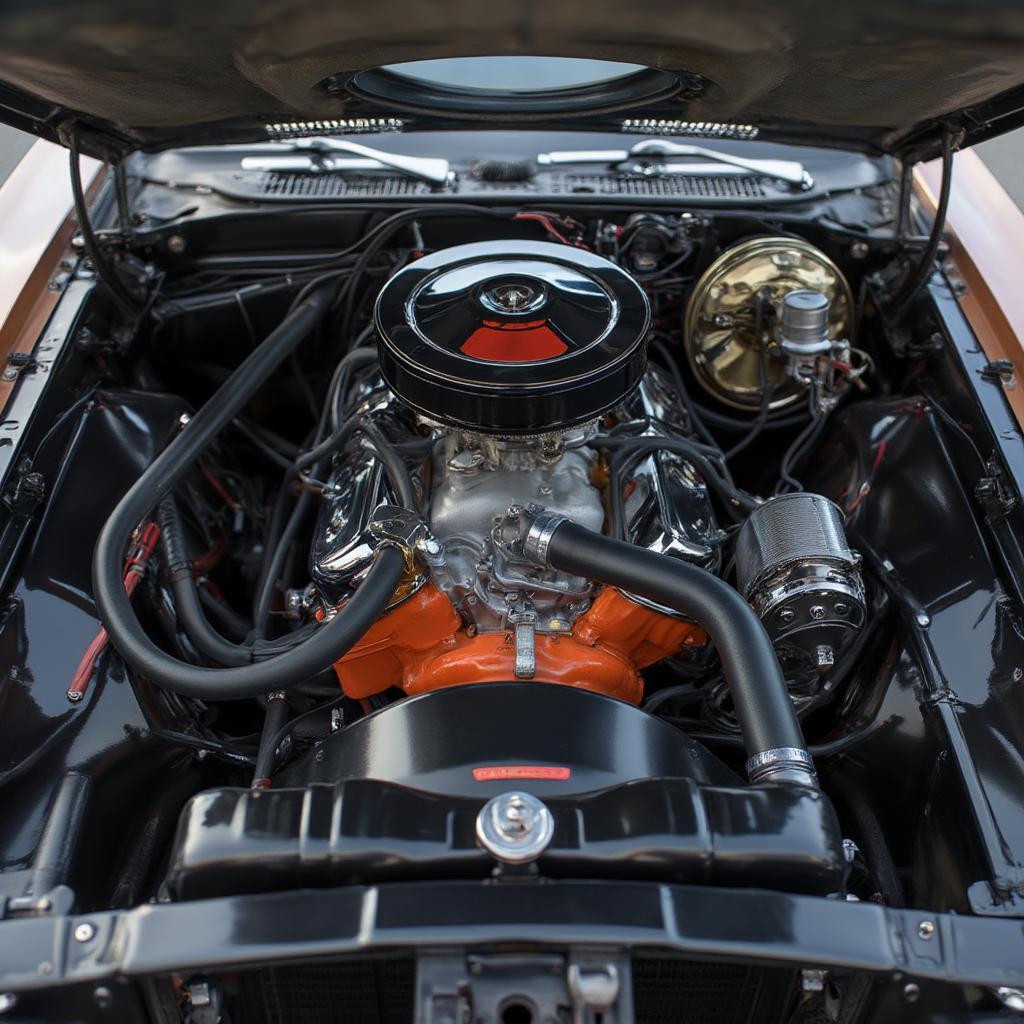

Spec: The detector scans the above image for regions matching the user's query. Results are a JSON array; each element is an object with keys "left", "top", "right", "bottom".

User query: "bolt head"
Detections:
[
  {"left": 166, "top": 234, "right": 187, "bottom": 254},
  {"left": 0, "top": 993, "right": 17, "bottom": 1014},
  {"left": 416, "top": 536, "right": 441, "bottom": 558},
  {"left": 916, "top": 613, "right": 931, "bottom": 628},
  {"left": 917, "top": 920, "right": 935, "bottom": 940},
  {"left": 809, "top": 605, "right": 827, "bottom": 620},
  {"left": 778, "top": 608, "right": 796, "bottom": 624},
  {"left": 902, "top": 982, "right": 921, "bottom": 1003},
  {"left": 74, "top": 922, "right": 96, "bottom": 943}
]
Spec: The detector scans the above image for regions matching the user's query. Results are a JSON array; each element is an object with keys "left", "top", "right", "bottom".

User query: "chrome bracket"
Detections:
[
  {"left": 367, "top": 504, "right": 430, "bottom": 573},
  {"left": 507, "top": 597, "right": 538, "bottom": 679}
]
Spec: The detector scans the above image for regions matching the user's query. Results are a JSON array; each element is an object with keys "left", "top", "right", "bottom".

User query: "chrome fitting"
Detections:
[
  {"left": 366, "top": 504, "right": 431, "bottom": 573},
  {"left": 745, "top": 746, "right": 818, "bottom": 786},
  {"left": 491, "top": 503, "right": 569, "bottom": 568}
]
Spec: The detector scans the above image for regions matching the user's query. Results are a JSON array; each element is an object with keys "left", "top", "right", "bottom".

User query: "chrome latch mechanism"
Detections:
[{"left": 366, "top": 504, "right": 431, "bottom": 573}]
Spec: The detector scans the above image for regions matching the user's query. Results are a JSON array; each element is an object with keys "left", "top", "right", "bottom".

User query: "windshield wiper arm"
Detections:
[
  {"left": 537, "top": 139, "right": 812, "bottom": 190},
  {"left": 239, "top": 138, "right": 452, "bottom": 187}
]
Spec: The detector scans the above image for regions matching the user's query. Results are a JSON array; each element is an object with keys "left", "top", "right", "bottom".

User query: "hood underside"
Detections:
[{"left": 2, "top": 0, "right": 1024, "bottom": 160}]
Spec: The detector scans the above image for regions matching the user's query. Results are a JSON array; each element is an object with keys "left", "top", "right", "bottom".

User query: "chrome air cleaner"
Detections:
[{"left": 374, "top": 240, "right": 650, "bottom": 434}]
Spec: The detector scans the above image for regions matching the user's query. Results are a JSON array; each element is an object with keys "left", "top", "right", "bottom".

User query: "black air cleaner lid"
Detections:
[{"left": 374, "top": 240, "right": 650, "bottom": 434}]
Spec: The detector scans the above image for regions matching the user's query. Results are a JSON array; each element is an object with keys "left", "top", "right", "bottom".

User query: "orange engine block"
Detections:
[{"left": 333, "top": 582, "right": 706, "bottom": 705}]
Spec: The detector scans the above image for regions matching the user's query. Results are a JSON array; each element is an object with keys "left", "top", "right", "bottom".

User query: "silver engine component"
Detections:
[
  {"left": 779, "top": 290, "right": 832, "bottom": 370},
  {"left": 423, "top": 426, "right": 604, "bottom": 638},
  {"left": 310, "top": 367, "right": 722, "bottom": 671},
  {"left": 776, "top": 288, "right": 850, "bottom": 411},
  {"left": 735, "top": 492, "right": 864, "bottom": 673},
  {"left": 310, "top": 394, "right": 427, "bottom": 607}
]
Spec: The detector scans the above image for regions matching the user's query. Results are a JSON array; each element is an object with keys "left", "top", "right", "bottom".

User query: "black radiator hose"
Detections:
[
  {"left": 533, "top": 514, "right": 816, "bottom": 786},
  {"left": 92, "top": 288, "right": 406, "bottom": 700}
]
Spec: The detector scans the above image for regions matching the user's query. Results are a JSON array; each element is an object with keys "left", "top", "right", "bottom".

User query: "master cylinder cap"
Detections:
[{"left": 374, "top": 240, "right": 650, "bottom": 435}]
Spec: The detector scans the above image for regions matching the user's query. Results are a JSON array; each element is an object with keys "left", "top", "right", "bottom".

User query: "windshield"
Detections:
[{"left": 380, "top": 57, "right": 646, "bottom": 93}]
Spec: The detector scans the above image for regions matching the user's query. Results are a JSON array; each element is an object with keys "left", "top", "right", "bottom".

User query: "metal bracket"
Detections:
[
  {"left": 367, "top": 503, "right": 430, "bottom": 573},
  {"left": 507, "top": 597, "right": 538, "bottom": 679},
  {"left": 2, "top": 353, "right": 40, "bottom": 384},
  {"left": 417, "top": 950, "right": 633, "bottom": 1024},
  {"left": 981, "top": 358, "right": 1015, "bottom": 386},
  {"left": 976, "top": 460, "right": 1019, "bottom": 524},
  {"left": 492, "top": 503, "right": 569, "bottom": 570},
  {"left": 1, "top": 459, "right": 45, "bottom": 519}
]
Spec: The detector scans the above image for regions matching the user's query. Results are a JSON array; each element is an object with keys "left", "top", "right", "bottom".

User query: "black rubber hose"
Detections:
[
  {"left": 69, "top": 130, "right": 138, "bottom": 317},
  {"left": 251, "top": 481, "right": 319, "bottom": 638},
  {"left": 543, "top": 520, "right": 809, "bottom": 766},
  {"left": 157, "top": 498, "right": 253, "bottom": 666},
  {"left": 198, "top": 587, "right": 251, "bottom": 641},
  {"left": 252, "top": 695, "right": 292, "bottom": 788},
  {"left": 891, "top": 130, "right": 954, "bottom": 319},
  {"left": 92, "top": 288, "right": 408, "bottom": 699},
  {"left": 826, "top": 771, "right": 905, "bottom": 906},
  {"left": 590, "top": 435, "right": 758, "bottom": 520},
  {"left": 359, "top": 418, "right": 418, "bottom": 510}
]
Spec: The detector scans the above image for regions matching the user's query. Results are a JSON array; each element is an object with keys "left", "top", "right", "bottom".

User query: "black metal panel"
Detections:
[
  {"left": 277, "top": 682, "right": 739, "bottom": 797},
  {"left": 0, "top": 388, "right": 208, "bottom": 910},
  {"left": 3, "top": 881, "right": 1024, "bottom": 994},
  {"left": 808, "top": 306, "right": 1024, "bottom": 912}
]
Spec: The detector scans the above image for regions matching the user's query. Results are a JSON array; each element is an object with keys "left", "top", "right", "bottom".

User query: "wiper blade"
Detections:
[
  {"left": 239, "top": 138, "right": 452, "bottom": 187},
  {"left": 537, "top": 139, "right": 812, "bottom": 190}
]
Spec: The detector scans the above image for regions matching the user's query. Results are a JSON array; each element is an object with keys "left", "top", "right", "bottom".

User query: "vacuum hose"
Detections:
[
  {"left": 92, "top": 288, "right": 406, "bottom": 700},
  {"left": 521, "top": 510, "right": 817, "bottom": 786}
]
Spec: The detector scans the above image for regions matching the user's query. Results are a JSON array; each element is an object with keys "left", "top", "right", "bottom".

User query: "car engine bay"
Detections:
[{"left": 3, "top": 137, "right": 1024, "bottom": 1022}]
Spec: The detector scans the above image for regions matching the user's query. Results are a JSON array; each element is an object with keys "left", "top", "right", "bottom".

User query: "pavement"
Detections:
[
  {"left": 0, "top": 125, "right": 32, "bottom": 182},
  {"left": 2, "top": 121, "right": 1023, "bottom": 206}
]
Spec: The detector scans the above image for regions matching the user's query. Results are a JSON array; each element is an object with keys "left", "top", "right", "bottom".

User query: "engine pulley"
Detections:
[{"left": 374, "top": 240, "right": 650, "bottom": 434}]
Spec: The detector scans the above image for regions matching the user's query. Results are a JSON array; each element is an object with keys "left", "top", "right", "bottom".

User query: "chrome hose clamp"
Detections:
[
  {"left": 523, "top": 509, "right": 569, "bottom": 567},
  {"left": 745, "top": 746, "right": 818, "bottom": 786}
]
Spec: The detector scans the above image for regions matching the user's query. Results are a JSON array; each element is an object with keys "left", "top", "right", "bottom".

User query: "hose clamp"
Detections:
[
  {"left": 745, "top": 746, "right": 818, "bottom": 786},
  {"left": 367, "top": 504, "right": 431, "bottom": 573},
  {"left": 523, "top": 509, "right": 569, "bottom": 567}
]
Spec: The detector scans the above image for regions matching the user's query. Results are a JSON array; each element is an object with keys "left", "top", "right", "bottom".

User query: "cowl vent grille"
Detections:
[
  {"left": 549, "top": 173, "right": 766, "bottom": 198},
  {"left": 256, "top": 172, "right": 429, "bottom": 197}
]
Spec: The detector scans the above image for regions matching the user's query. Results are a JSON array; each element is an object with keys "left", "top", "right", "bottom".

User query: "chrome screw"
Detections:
[
  {"left": 917, "top": 920, "right": 935, "bottom": 940},
  {"left": 74, "top": 922, "right": 96, "bottom": 943}
]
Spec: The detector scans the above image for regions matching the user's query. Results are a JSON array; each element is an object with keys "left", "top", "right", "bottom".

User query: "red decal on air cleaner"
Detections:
[
  {"left": 472, "top": 765, "right": 572, "bottom": 782},
  {"left": 461, "top": 320, "right": 568, "bottom": 362}
]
